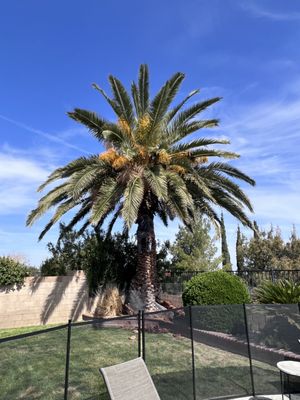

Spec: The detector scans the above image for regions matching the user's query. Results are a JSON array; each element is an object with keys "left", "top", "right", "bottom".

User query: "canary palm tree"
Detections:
[{"left": 27, "top": 65, "right": 255, "bottom": 311}]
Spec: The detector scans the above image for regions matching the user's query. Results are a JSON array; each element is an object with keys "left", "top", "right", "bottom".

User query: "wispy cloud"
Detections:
[
  {"left": 0, "top": 114, "right": 91, "bottom": 154},
  {"left": 0, "top": 150, "right": 52, "bottom": 214},
  {"left": 240, "top": 2, "right": 300, "bottom": 21}
]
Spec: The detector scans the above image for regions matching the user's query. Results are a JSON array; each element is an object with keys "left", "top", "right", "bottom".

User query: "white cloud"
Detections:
[
  {"left": 0, "top": 114, "right": 91, "bottom": 154},
  {"left": 0, "top": 150, "right": 52, "bottom": 214},
  {"left": 240, "top": 2, "right": 300, "bottom": 21},
  {"left": 0, "top": 153, "right": 50, "bottom": 182}
]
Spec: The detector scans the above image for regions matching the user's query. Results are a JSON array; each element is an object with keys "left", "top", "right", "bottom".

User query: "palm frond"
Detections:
[
  {"left": 91, "top": 178, "right": 123, "bottom": 224},
  {"left": 38, "top": 199, "right": 76, "bottom": 240},
  {"left": 204, "top": 162, "right": 256, "bottom": 186},
  {"left": 138, "top": 64, "right": 149, "bottom": 114},
  {"left": 106, "top": 204, "right": 122, "bottom": 237},
  {"left": 144, "top": 166, "right": 168, "bottom": 201},
  {"left": 171, "top": 98, "right": 221, "bottom": 129},
  {"left": 166, "top": 89, "right": 199, "bottom": 123},
  {"left": 27, "top": 183, "right": 72, "bottom": 226},
  {"left": 71, "top": 165, "right": 102, "bottom": 200},
  {"left": 68, "top": 109, "right": 106, "bottom": 141},
  {"left": 108, "top": 75, "right": 134, "bottom": 125},
  {"left": 170, "top": 137, "right": 229, "bottom": 154},
  {"left": 168, "top": 119, "right": 219, "bottom": 144},
  {"left": 199, "top": 170, "right": 253, "bottom": 211},
  {"left": 92, "top": 83, "right": 122, "bottom": 118},
  {"left": 131, "top": 81, "right": 141, "bottom": 116},
  {"left": 122, "top": 176, "right": 145, "bottom": 227},
  {"left": 64, "top": 200, "right": 92, "bottom": 232},
  {"left": 149, "top": 72, "right": 185, "bottom": 133}
]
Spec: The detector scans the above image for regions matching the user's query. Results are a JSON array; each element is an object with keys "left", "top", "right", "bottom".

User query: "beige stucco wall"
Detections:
[{"left": 0, "top": 271, "right": 100, "bottom": 329}]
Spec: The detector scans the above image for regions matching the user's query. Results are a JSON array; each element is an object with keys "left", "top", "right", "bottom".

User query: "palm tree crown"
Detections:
[{"left": 27, "top": 65, "right": 255, "bottom": 240}]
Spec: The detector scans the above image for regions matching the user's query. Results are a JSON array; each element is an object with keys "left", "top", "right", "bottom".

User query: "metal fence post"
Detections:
[
  {"left": 271, "top": 269, "right": 275, "bottom": 282},
  {"left": 64, "top": 319, "right": 72, "bottom": 400},
  {"left": 189, "top": 306, "right": 197, "bottom": 400},
  {"left": 142, "top": 310, "right": 146, "bottom": 362},
  {"left": 138, "top": 310, "right": 141, "bottom": 358},
  {"left": 243, "top": 304, "right": 256, "bottom": 399}
]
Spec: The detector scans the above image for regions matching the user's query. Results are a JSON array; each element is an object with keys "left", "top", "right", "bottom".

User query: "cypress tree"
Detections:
[
  {"left": 253, "top": 221, "right": 260, "bottom": 239},
  {"left": 236, "top": 225, "right": 244, "bottom": 273},
  {"left": 221, "top": 213, "right": 232, "bottom": 270}
]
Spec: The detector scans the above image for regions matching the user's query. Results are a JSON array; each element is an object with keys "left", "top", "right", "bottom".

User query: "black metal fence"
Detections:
[
  {"left": 160, "top": 269, "right": 300, "bottom": 295},
  {"left": 1, "top": 304, "right": 300, "bottom": 400}
]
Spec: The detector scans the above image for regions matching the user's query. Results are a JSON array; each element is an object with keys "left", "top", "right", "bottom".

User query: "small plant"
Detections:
[
  {"left": 254, "top": 279, "right": 300, "bottom": 304},
  {"left": 0, "top": 256, "right": 30, "bottom": 287},
  {"left": 182, "top": 270, "right": 250, "bottom": 306}
]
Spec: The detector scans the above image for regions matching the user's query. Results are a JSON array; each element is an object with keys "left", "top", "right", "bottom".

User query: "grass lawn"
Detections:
[{"left": 0, "top": 323, "right": 280, "bottom": 400}]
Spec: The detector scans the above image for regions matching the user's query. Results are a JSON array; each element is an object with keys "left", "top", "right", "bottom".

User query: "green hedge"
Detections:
[
  {"left": 182, "top": 271, "right": 250, "bottom": 333},
  {"left": 182, "top": 271, "right": 250, "bottom": 306},
  {"left": 0, "top": 256, "right": 30, "bottom": 287}
]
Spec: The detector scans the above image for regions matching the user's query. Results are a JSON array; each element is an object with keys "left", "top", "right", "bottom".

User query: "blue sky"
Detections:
[{"left": 1, "top": 0, "right": 300, "bottom": 267}]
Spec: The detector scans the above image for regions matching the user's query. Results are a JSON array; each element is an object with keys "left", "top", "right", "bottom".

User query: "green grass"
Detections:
[{"left": 0, "top": 323, "right": 280, "bottom": 400}]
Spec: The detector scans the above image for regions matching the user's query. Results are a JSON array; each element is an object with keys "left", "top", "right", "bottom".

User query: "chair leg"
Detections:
[
  {"left": 280, "top": 371, "right": 284, "bottom": 400},
  {"left": 287, "top": 374, "right": 291, "bottom": 400}
]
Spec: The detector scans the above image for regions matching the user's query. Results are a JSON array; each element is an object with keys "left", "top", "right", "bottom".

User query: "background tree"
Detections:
[
  {"left": 41, "top": 223, "right": 170, "bottom": 296},
  {"left": 220, "top": 213, "right": 232, "bottom": 270},
  {"left": 170, "top": 216, "right": 221, "bottom": 271},
  {"left": 27, "top": 65, "right": 255, "bottom": 310},
  {"left": 236, "top": 225, "right": 245, "bottom": 273},
  {"left": 239, "top": 225, "right": 300, "bottom": 270},
  {"left": 0, "top": 256, "right": 31, "bottom": 287}
]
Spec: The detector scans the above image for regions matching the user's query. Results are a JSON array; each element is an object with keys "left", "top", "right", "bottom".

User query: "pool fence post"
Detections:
[
  {"left": 64, "top": 319, "right": 72, "bottom": 400},
  {"left": 189, "top": 305, "right": 196, "bottom": 400},
  {"left": 243, "top": 304, "right": 256, "bottom": 399},
  {"left": 142, "top": 310, "right": 145, "bottom": 362},
  {"left": 138, "top": 310, "right": 141, "bottom": 358}
]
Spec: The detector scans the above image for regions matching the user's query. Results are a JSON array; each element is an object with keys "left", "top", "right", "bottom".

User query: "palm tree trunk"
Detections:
[{"left": 130, "top": 212, "right": 157, "bottom": 311}]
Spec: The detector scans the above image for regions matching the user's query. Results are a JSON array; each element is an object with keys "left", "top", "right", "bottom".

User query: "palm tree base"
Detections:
[{"left": 128, "top": 289, "right": 163, "bottom": 312}]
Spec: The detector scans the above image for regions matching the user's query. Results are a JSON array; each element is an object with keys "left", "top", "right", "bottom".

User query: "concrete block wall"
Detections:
[{"left": 0, "top": 271, "right": 99, "bottom": 329}]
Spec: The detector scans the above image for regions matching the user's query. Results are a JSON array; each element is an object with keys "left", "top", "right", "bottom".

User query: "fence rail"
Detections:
[{"left": 160, "top": 269, "right": 300, "bottom": 294}]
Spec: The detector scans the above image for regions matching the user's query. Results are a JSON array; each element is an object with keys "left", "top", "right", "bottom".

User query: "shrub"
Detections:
[
  {"left": 0, "top": 256, "right": 30, "bottom": 286},
  {"left": 182, "top": 271, "right": 250, "bottom": 334},
  {"left": 254, "top": 279, "right": 300, "bottom": 304},
  {"left": 182, "top": 271, "right": 250, "bottom": 306}
]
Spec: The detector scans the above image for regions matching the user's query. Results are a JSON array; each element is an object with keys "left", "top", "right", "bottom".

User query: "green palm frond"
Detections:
[
  {"left": 64, "top": 200, "right": 92, "bottom": 232},
  {"left": 168, "top": 119, "right": 220, "bottom": 144},
  {"left": 38, "top": 199, "right": 77, "bottom": 240},
  {"left": 67, "top": 109, "right": 107, "bottom": 141},
  {"left": 171, "top": 97, "right": 221, "bottom": 129},
  {"left": 91, "top": 178, "right": 123, "bottom": 224},
  {"left": 170, "top": 138, "right": 230, "bottom": 153},
  {"left": 189, "top": 149, "right": 239, "bottom": 159},
  {"left": 144, "top": 167, "right": 168, "bottom": 201},
  {"left": 166, "top": 89, "right": 199, "bottom": 123},
  {"left": 37, "top": 156, "right": 100, "bottom": 192},
  {"left": 131, "top": 81, "right": 141, "bottom": 117},
  {"left": 122, "top": 176, "right": 144, "bottom": 227},
  {"left": 204, "top": 162, "right": 256, "bottom": 186},
  {"left": 108, "top": 75, "right": 134, "bottom": 125},
  {"left": 199, "top": 170, "right": 253, "bottom": 211},
  {"left": 71, "top": 165, "right": 102, "bottom": 200},
  {"left": 106, "top": 204, "right": 123, "bottom": 237},
  {"left": 138, "top": 64, "right": 149, "bottom": 114},
  {"left": 92, "top": 83, "right": 122, "bottom": 118},
  {"left": 27, "top": 182, "right": 72, "bottom": 226}
]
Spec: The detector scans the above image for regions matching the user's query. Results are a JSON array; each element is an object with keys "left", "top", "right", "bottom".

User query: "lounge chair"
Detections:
[{"left": 100, "top": 357, "right": 161, "bottom": 400}]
